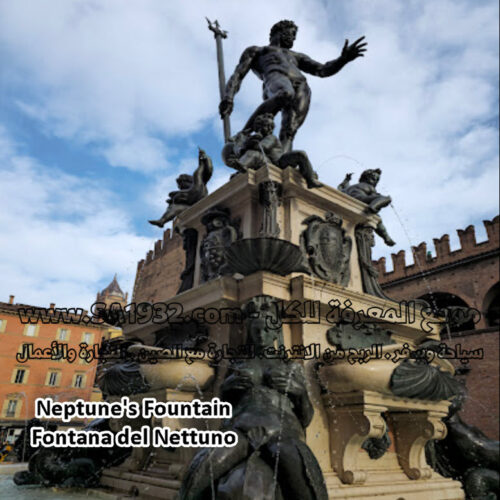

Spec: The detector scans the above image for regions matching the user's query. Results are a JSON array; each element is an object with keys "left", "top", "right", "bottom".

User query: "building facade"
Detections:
[
  {"left": 374, "top": 215, "right": 499, "bottom": 439},
  {"left": 0, "top": 295, "right": 108, "bottom": 445}
]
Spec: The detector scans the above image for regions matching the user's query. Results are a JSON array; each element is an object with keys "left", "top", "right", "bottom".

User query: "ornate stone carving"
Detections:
[
  {"left": 301, "top": 212, "right": 352, "bottom": 285},
  {"left": 200, "top": 205, "right": 241, "bottom": 282},
  {"left": 259, "top": 180, "right": 282, "bottom": 237},
  {"left": 389, "top": 411, "right": 447, "bottom": 480},
  {"left": 153, "top": 319, "right": 208, "bottom": 349},
  {"left": 149, "top": 149, "right": 213, "bottom": 228},
  {"left": 390, "top": 359, "right": 463, "bottom": 401},
  {"left": 226, "top": 238, "right": 306, "bottom": 276},
  {"left": 319, "top": 338, "right": 457, "bottom": 398},
  {"left": 320, "top": 391, "right": 453, "bottom": 488},
  {"left": 177, "top": 227, "right": 198, "bottom": 293},
  {"left": 326, "top": 321, "right": 395, "bottom": 350},
  {"left": 322, "top": 394, "right": 387, "bottom": 484},
  {"left": 97, "top": 361, "right": 151, "bottom": 397}
]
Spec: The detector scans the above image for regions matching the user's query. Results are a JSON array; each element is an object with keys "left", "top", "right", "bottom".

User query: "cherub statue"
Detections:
[
  {"left": 179, "top": 295, "right": 328, "bottom": 500},
  {"left": 149, "top": 149, "right": 213, "bottom": 228},
  {"left": 338, "top": 168, "right": 395, "bottom": 246},
  {"left": 222, "top": 112, "right": 322, "bottom": 189}
]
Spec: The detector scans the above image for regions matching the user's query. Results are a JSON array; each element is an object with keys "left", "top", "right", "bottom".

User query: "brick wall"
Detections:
[
  {"left": 373, "top": 216, "right": 499, "bottom": 439},
  {"left": 132, "top": 228, "right": 184, "bottom": 304},
  {"left": 447, "top": 330, "right": 499, "bottom": 440},
  {"left": 374, "top": 216, "right": 499, "bottom": 290}
]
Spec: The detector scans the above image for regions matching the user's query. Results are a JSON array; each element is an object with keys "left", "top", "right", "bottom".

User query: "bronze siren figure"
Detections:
[{"left": 179, "top": 295, "right": 328, "bottom": 500}]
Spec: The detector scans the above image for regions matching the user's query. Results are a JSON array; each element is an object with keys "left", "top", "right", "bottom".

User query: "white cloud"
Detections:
[
  {"left": 103, "top": 136, "right": 171, "bottom": 172},
  {"left": 0, "top": 0, "right": 498, "bottom": 299},
  {"left": 0, "top": 0, "right": 334, "bottom": 170},
  {"left": 0, "top": 125, "right": 151, "bottom": 308}
]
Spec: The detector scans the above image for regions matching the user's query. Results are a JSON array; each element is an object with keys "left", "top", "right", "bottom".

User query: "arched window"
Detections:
[
  {"left": 483, "top": 283, "right": 500, "bottom": 327},
  {"left": 417, "top": 292, "right": 476, "bottom": 333}
]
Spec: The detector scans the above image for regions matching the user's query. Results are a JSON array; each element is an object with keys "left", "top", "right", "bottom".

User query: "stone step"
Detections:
[
  {"left": 323, "top": 472, "right": 464, "bottom": 499},
  {"left": 100, "top": 474, "right": 179, "bottom": 500},
  {"left": 142, "top": 469, "right": 180, "bottom": 479},
  {"left": 102, "top": 468, "right": 182, "bottom": 489}
]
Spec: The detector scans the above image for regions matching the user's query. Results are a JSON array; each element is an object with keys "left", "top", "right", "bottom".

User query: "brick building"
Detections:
[
  {"left": 0, "top": 295, "right": 108, "bottom": 445},
  {"left": 373, "top": 216, "right": 499, "bottom": 439},
  {"left": 133, "top": 228, "right": 184, "bottom": 303}
]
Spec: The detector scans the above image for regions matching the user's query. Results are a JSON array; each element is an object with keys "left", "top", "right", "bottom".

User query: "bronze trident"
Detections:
[{"left": 206, "top": 18, "right": 231, "bottom": 142}]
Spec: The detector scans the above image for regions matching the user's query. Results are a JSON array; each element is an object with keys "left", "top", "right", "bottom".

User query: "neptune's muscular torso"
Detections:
[{"left": 251, "top": 46, "right": 308, "bottom": 85}]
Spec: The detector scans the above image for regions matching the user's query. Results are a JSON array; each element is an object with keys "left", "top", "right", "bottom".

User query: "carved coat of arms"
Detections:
[{"left": 300, "top": 211, "right": 352, "bottom": 285}]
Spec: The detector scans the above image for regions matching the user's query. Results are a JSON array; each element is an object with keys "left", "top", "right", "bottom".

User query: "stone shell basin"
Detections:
[
  {"left": 318, "top": 343, "right": 455, "bottom": 395},
  {"left": 225, "top": 237, "right": 308, "bottom": 276},
  {"left": 128, "top": 344, "right": 215, "bottom": 392}
]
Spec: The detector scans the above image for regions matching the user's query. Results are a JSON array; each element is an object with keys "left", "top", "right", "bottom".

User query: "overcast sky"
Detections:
[{"left": 0, "top": 0, "right": 498, "bottom": 309}]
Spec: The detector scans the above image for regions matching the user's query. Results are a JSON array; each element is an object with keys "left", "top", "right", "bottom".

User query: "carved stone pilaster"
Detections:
[
  {"left": 320, "top": 390, "right": 452, "bottom": 487},
  {"left": 389, "top": 411, "right": 448, "bottom": 480},
  {"left": 322, "top": 394, "right": 387, "bottom": 484},
  {"left": 259, "top": 180, "right": 282, "bottom": 237}
]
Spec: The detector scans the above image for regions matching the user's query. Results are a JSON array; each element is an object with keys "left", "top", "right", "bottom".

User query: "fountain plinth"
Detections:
[{"left": 97, "top": 161, "right": 466, "bottom": 499}]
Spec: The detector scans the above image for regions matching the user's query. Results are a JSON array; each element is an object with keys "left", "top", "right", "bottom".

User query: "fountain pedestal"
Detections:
[
  {"left": 101, "top": 164, "right": 465, "bottom": 499},
  {"left": 320, "top": 391, "right": 463, "bottom": 499}
]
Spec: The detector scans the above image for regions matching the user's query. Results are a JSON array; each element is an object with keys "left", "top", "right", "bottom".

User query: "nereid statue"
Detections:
[
  {"left": 220, "top": 20, "right": 366, "bottom": 152},
  {"left": 179, "top": 295, "right": 328, "bottom": 500},
  {"left": 149, "top": 149, "right": 213, "bottom": 228}
]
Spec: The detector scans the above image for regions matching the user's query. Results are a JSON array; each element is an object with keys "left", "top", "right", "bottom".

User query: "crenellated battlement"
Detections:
[
  {"left": 133, "top": 228, "right": 184, "bottom": 303},
  {"left": 374, "top": 216, "right": 499, "bottom": 283},
  {"left": 137, "top": 228, "right": 183, "bottom": 269}
]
